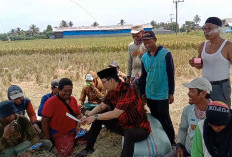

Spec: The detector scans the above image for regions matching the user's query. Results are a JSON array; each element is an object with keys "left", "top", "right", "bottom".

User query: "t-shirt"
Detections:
[
  {"left": 103, "top": 82, "right": 151, "bottom": 133},
  {"left": 42, "top": 95, "right": 81, "bottom": 133}
]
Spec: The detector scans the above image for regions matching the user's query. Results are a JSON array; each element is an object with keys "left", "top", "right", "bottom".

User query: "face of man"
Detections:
[
  {"left": 51, "top": 87, "right": 59, "bottom": 95},
  {"left": 2, "top": 113, "right": 16, "bottom": 125},
  {"left": 203, "top": 23, "right": 220, "bottom": 40},
  {"left": 12, "top": 97, "right": 23, "bottom": 105},
  {"left": 132, "top": 31, "right": 143, "bottom": 41},
  {"left": 143, "top": 38, "right": 157, "bottom": 51},
  {"left": 187, "top": 88, "right": 205, "bottom": 104},
  {"left": 101, "top": 78, "right": 114, "bottom": 91},
  {"left": 59, "top": 85, "right": 73, "bottom": 100},
  {"left": 208, "top": 124, "right": 226, "bottom": 132}
]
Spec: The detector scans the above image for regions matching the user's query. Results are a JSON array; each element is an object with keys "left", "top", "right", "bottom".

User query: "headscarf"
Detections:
[{"left": 203, "top": 101, "right": 232, "bottom": 157}]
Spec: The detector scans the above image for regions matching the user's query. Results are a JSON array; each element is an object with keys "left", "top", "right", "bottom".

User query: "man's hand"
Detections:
[
  {"left": 33, "top": 123, "right": 41, "bottom": 134},
  {"left": 75, "top": 122, "right": 81, "bottom": 132},
  {"left": 189, "top": 57, "right": 203, "bottom": 69},
  {"left": 177, "top": 147, "right": 184, "bottom": 157},
  {"left": 81, "top": 116, "right": 96, "bottom": 125},
  {"left": 90, "top": 81, "right": 96, "bottom": 88},
  {"left": 2, "top": 120, "right": 16, "bottom": 139},
  {"left": 169, "top": 94, "right": 174, "bottom": 104}
]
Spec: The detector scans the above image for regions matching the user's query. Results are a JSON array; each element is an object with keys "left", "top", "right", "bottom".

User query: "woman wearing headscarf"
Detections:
[{"left": 191, "top": 101, "right": 232, "bottom": 157}]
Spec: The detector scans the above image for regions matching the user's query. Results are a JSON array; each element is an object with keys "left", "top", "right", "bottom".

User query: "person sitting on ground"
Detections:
[
  {"left": 191, "top": 101, "right": 232, "bottom": 157},
  {"left": 79, "top": 71, "right": 106, "bottom": 112},
  {"left": 42, "top": 78, "right": 82, "bottom": 157},
  {"left": 165, "top": 77, "right": 212, "bottom": 157},
  {"left": 0, "top": 100, "right": 52, "bottom": 157},
  {"left": 108, "top": 61, "right": 126, "bottom": 82},
  {"left": 7, "top": 85, "right": 41, "bottom": 133},
  {"left": 76, "top": 67, "right": 151, "bottom": 157},
  {"left": 38, "top": 79, "right": 60, "bottom": 117}
]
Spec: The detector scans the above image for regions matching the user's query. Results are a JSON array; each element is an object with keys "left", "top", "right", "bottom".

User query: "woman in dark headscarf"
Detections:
[{"left": 191, "top": 101, "right": 232, "bottom": 157}]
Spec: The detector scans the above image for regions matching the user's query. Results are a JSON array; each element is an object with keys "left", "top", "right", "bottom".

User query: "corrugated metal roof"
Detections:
[{"left": 53, "top": 24, "right": 153, "bottom": 32}]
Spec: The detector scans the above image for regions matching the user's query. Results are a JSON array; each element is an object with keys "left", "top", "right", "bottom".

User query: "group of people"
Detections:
[{"left": 1, "top": 16, "right": 232, "bottom": 157}]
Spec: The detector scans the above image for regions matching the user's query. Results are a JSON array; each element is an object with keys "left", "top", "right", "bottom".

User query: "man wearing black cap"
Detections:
[
  {"left": 0, "top": 100, "right": 52, "bottom": 156},
  {"left": 138, "top": 31, "right": 176, "bottom": 145},
  {"left": 189, "top": 17, "right": 232, "bottom": 107},
  {"left": 77, "top": 67, "right": 151, "bottom": 157}
]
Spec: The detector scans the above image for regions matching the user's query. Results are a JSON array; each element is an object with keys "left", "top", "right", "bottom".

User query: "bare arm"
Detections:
[
  {"left": 225, "top": 42, "right": 232, "bottom": 64},
  {"left": 41, "top": 117, "right": 51, "bottom": 139},
  {"left": 189, "top": 42, "right": 204, "bottom": 69},
  {"left": 86, "top": 103, "right": 108, "bottom": 117}
]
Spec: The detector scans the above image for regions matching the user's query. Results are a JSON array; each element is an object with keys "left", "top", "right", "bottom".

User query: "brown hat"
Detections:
[
  {"left": 108, "top": 61, "right": 119, "bottom": 68},
  {"left": 131, "top": 23, "right": 143, "bottom": 34}
]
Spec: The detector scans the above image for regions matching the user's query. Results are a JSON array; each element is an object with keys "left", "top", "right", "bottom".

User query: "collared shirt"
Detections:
[{"left": 103, "top": 82, "right": 151, "bottom": 133}]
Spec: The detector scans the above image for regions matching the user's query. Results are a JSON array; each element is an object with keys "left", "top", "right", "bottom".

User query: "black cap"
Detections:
[
  {"left": 97, "top": 67, "right": 118, "bottom": 79},
  {"left": 142, "top": 31, "right": 156, "bottom": 40},
  {"left": 205, "top": 17, "right": 222, "bottom": 27},
  {"left": 0, "top": 100, "right": 18, "bottom": 118}
]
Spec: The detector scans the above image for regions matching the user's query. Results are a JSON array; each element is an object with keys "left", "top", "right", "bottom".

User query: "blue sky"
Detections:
[{"left": 0, "top": 0, "right": 231, "bottom": 33}]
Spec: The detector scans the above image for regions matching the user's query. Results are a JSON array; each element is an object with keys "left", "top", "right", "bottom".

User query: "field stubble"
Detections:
[{"left": 0, "top": 34, "right": 225, "bottom": 156}]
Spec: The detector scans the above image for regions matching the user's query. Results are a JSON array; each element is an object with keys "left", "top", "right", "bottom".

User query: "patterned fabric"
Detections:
[
  {"left": 103, "top": 82, "right": 151, "bottom": 133},
  {"left": 122, "top": 113, "right": 171, "bottom": 157},
  {"left": 0, "top": 115, "right": 40, "bottom": 152}
]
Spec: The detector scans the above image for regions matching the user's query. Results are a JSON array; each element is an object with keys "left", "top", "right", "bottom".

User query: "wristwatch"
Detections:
[{"left": 94, "top": 114, "right": 98, "bottom": 120}]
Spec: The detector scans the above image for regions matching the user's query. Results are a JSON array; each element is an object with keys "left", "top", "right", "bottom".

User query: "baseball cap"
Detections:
[
  {"left": 183, "top": 77, "right": 212, "bottom": 94},
  {"left": 51, "top": 79, "right": 60, "bottom": 88},
  {"left": 142, "top": 31, "right": 156, "bottom": 40},
  {"left": 0, "top": 100, "right": 18, "bottom": 118},
  {"left": 131, "top": 24, "right": 143, "bottom": 34},
  {"left": 108, "top": 61, "right": 119, "bottom": 68},
  {"left": 206, "top": 101, "right": 231, "bottom": 126},
  {"left": 8, "top": 85, "right": 24, "bottom": 100},
  {"left": 85, "top": 74, "right": 94, "bottom": 81}
]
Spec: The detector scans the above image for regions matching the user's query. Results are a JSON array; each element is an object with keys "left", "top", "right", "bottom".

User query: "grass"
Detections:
[{"left": 1, "top": 33, "right": 230, "bottom": 156}]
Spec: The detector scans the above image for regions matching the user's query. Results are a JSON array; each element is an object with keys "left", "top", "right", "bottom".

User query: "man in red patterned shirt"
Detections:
[{"left": 76, "top": 67, "right": 151, "bottom": 157}]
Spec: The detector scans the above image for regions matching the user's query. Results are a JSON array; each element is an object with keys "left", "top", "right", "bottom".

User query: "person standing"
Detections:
[
  {"left": 189, "top": 17, "right": 232, "bottom": 107},
  {"left": 42, "top": 78, "right": 81, "bottom": 156},
  {"left": 127, "top": 23, "right": 147, "bottom": 83},
  {"left": 139, "top": 31, "right": 175, "bottom": 145}
]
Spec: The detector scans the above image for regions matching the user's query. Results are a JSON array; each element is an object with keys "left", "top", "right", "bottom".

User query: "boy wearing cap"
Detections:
[
  {"left": 191, "top": 101, "right": 232, "bottom": 157},
  {"left": 165, "top": 78, "right": 212, "bottom": 157},
  {"left": 7, "top": 85, "right": 41, "bottom": 133},
  {"left": 127, "top": 23, "right": 147, "bottom": 83},
  {"left": 139, "top": 31, "right": 175, "bottom": 145},
  {"left": 38, "top": 79, "right": 60, "bottom": 117},
  {"left": 79, "top": 71, "right": 106, "bottom": 111},
  {"left": 0, "top": 100, "right": 52, "bottom": 156},
  {"left": 189, "top": 17, "right": 232, "bottom": 107},
  {"left": 108, "top": 61, "right": 126, "bottom": 82},
  {"left": 77, "top": 67, "right": 151, "bottom": 157}
]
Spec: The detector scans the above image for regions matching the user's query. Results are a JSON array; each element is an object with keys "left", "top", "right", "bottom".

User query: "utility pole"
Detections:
[{"left": 173, "top": 0, "right": 184, "bottom": 35}]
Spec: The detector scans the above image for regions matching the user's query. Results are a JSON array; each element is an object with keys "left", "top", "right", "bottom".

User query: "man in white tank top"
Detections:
[{"left": 189, "top": 17, "right": 232, "bottom": 107}]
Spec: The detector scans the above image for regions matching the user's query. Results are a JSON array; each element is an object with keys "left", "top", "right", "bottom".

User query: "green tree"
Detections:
[
  {"left": 69, "top": 21, "right": 73, "bottom": 27},
  {"left": 118, "top": 19, "right": 125, "bottom": 25},
  {"left": 29, "top": 24, "right": 40, "bottom": 35},
  {"left": 92, "top": 22, "right": 99, "bottom": 27},
  {"left": 59, "top": 20, "right": 68, "bottom": 27},
  {"left": 193, "top": 14, "right": 201, "bottom": 24},
  {"left": 45, "top": 25, "right": 53, "bottom": 32},
  {"left": 150, "top": 20, "right": 158, "bottom": 28}
]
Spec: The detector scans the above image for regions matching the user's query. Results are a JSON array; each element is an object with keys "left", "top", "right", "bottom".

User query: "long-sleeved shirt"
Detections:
[
  {"left": 127, "top": 42, "right": 147, "bottom": 78},
  {"left": 14, "top": 98, "right": 37, "bottom": 123},
  {"left": 177, "top": 104, "right": 205, "bottom": 154},
  {"left": 0, "top": 115, "right": 40, "bottom": 152},
  {"left": 139, "top": 46, "right": 175, "bottom": 99}
]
